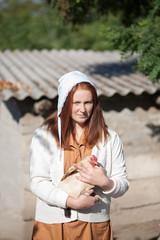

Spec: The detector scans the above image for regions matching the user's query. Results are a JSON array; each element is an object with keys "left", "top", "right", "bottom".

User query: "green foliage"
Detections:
[
  {"left": 104, "top": 0, "right": 160, "bottom": 81},
  {"left": 53, "top": 0, "right": 94, "bottom": 25},
  {"left": 52, "top": 0, "right": 152, "bottom": 26},
  {"left": 52, "top": 0, "right": 160, "bottom": 82},
  {"left": 0, "top": 0, "right": 160, "bottom": 82},
  {"left": 0, "top": 0, "right": 113, "bottom": 50}
]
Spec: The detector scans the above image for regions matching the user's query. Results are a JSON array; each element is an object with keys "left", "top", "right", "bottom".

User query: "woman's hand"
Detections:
[
  {"left": 66, "top": 189, "right": 99, "bottom": 209},
  {"left": 73, "top": 163, "right": 114, "bottom": 192}
]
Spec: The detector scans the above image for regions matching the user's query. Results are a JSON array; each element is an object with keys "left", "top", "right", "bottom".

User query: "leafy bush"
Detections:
[{"left": 104, "top": 0, "right": 160, "bottom": 81}]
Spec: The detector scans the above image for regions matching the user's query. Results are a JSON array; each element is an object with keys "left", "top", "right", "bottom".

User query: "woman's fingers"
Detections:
[
  {"left": 73, "top": 163, "right": 88, "bottom": 173},
  {"left": 76, "top": 174, "right": 89, "bottom": 183},
  {"left": 82, "top": 189, "right": 94, "bottom": 196}
]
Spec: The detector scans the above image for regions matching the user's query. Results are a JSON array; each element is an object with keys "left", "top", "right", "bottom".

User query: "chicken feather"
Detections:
[{"left": 58, "top": 155, "right": 98, "bottom": 198}]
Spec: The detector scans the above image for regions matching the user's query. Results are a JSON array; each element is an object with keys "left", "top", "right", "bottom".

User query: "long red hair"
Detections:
[{"left": 43, "top": 82, "right": 108, "bottom": 149}]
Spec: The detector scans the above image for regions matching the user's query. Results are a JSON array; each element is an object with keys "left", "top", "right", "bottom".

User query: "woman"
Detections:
[{"left": 30, "top": 71, "right": 129, "bottom": 240}]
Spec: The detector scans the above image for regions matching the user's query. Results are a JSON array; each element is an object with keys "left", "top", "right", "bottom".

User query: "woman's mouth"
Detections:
[{"left": 77, "top": 114, "right": 86, "bottom": 118}]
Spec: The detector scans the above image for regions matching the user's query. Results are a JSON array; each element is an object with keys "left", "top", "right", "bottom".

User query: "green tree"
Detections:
[
  {"left": 0, "top": 0, "right": 41, "bottom": 49},
  {"left": 51, "top": 0, "right": 160, "bottom": 82},
  {"left": 0, "top": 0, "right": 116, "bottom": 50}
]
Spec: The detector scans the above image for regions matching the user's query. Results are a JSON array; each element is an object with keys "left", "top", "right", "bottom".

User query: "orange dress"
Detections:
[{"left": 32, "top": 132, "right": 113, "bottom": 240}]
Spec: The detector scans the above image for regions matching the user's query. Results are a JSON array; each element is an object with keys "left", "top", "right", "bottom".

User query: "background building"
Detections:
[{"left": 0, "top": 50, "right": 160, "bottom": 240}]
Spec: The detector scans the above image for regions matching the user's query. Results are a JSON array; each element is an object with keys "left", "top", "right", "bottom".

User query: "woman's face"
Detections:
[{"left": 71, "top": 89, "right": 94, "bottom": 128}]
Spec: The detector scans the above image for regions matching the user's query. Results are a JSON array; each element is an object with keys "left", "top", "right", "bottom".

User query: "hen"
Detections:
[
  {"left": 58, "top": 155, "right": 98, "bottom": 217},
  {"left": 58, "top": 155, "right": 98, "bottom": 198}
]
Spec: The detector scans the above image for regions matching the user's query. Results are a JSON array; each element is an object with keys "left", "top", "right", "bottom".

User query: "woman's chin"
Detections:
[{"left": 74, "top": 119, "right": 88, "bottom": 127}]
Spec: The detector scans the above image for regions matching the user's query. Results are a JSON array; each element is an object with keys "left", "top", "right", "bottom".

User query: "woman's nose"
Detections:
[{"left": 80, "top": 103, "right": 86, "bottom": 112}]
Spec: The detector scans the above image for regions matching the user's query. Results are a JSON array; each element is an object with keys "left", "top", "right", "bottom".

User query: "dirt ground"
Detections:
[
  {"left": 113, "top": 220, "right": 160, "bottom": 240},
  {"left": 104, "top": 106, "right": 160, "bottom": 240}
]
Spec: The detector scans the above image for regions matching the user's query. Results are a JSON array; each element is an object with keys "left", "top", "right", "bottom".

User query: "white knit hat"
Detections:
[{"left": 57, "top": 71, "right": 95, "bottom": 148}]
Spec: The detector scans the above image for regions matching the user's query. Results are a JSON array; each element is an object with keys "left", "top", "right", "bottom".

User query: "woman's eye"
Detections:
[
  {"left": 73, "top": 102, "right": 80, "bottom": 105},
  {"left": 85, "top": 101, "right": 93, "bottom": 104}
]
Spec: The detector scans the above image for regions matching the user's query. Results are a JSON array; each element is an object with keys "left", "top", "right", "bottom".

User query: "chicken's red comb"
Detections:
[
  {"left": 91, "top": 155, "right": 97, "bottom": 161},
  {"left": 89, "top": 155, "right": 98, "bottom": 167}
]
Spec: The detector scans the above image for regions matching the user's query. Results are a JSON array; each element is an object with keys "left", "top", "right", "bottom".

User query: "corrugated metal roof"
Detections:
[{"left": 0, "top": 49, "right": 160, "bottom": 101}]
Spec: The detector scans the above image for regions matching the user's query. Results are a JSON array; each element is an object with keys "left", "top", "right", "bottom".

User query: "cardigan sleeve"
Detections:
[
  {"left": 29, "top": 127, "right": 68, "bottom": 209},
  {"left": 103, "top": 130, "right": 129, "bottom": 198}
]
